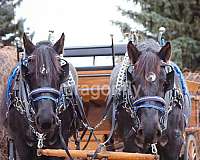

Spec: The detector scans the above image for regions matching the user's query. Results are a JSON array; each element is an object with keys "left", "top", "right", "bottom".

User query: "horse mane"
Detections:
[
  {"left": 135, "top": 39, "right": 161, "bottom": 85},
  {"left": 32, "top": 42, "right": 62, "bottom": 87}
]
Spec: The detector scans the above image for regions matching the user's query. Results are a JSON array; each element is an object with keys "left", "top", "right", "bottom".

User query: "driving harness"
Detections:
[
  {"left": 6, "top": 56, "right": 86, "bottom": 152},
  {"left": 111, "top": 53, "right": 185, "bottom": 140}
]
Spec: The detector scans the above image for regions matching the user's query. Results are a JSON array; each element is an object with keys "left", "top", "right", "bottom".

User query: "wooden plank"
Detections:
[
  {"left": 77, "top": 70, "right": 111, "bottom": 89},
  {"left": 185, "top": 127, "right": 200, "bottom": 133},
  {"left": 186, "top": 80, "right": 200, "bottom": 95},
  {"left": 78, "top": 75, "right": 110, "bottom": 88},
  {"left": 186, "top": 80, "right": 200, "bottom": 128},
  {"left": 78, "top": 70, "right": 110, "bottom": 102},
  {"left": 188, "top": 99, "right": 199, "bottom": 127},
  {"left": 38, "top": 149, "right": 159, "bottom": 160},
  {"left": 187, "top": 80, "right": 200, "bottom": 130},
  {"left": 75, "top": 130, "right": 110, "bottom": 136},
  {"left": 78, "top": 87, "right": 108, "bottom": 102},
  {"left": 78, "top": 70, "right": 112, "bottom": 75}
]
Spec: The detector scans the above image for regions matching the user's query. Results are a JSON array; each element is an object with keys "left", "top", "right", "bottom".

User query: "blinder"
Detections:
[
  {"left": 127, "top": 65, "right": 134, "bottom": 81},
  {"left": 21, "top": 57, "right": 31, "bottom": 80},
  {"left": 59, "top": 58, "right": 69, "bottom": 83},
  {"left": 161, "top": 63, "right": 175, "bottom": 92}
]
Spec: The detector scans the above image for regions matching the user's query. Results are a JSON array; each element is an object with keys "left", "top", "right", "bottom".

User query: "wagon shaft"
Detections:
[{"left": 38, "top": 149, "right": 159, "bottom": 160}]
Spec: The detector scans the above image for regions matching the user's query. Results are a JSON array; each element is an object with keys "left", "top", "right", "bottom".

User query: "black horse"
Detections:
[
  {"left": 107, "top": 39, "right": 186, "bottom": 160},
  {"left": 0, "top": 33, "right": 84, "bottom": 160}
]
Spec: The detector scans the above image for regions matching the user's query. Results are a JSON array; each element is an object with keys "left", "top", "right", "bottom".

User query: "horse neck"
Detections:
[{"left": 168, "top": 102, "right": 185, "bottom": 131}]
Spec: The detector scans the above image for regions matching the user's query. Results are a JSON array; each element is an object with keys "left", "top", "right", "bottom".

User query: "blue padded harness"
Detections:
[
  {"left": 32, "top": 96, "right": 58, "bottom": 103},
  {"left": 160, "top": 38, "right": 165, "bottom": 47},
  {"left": 29, "top": 87, "right": 60, "bottom": 105},
  {"left": 134, "top": 104, "right": 166, "bottom": 114},
  {"left": 6, "top": 58, "right": 28, "bottom": 105},
  {"left": 6, "top": 64, "right": 20, "bottom": 105},
  {"left": 171, "top": 62, "right": 188, "bottom": 95},
  {"left": 132, "top": 96, "right": 166, "bottom": 114}
]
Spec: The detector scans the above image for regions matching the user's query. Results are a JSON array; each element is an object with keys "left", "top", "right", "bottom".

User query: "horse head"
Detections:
[
  {"left": 22, "top": 33, "right": 68, "bottom": 133},
  {"left": 127, "top": 39, "right": 172, "bottom": 148}
]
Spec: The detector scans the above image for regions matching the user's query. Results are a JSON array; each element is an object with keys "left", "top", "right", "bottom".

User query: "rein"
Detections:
[{"left": 92, "top": 96, "right": 117, "bottom": 159}]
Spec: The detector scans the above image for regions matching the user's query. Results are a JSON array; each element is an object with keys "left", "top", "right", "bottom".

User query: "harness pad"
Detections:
[{"left": 6, "top": 64, "right": 20, "bottom": 106}]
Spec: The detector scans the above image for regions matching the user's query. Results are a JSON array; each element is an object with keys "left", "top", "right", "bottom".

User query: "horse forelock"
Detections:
[
  {"left": 135, "top": 39, "right": 161, "bottom": 87},
  {"left": 32, "top": 44, "right": 62, "bottom": 87}
]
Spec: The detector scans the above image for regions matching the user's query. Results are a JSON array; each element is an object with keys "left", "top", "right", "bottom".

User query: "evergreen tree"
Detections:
[
  {"left": 114, "top": 0, "right": 200, "bottom": 70},
  {"left": 0, "top": 0, "right": 24, "bottom": 46}
]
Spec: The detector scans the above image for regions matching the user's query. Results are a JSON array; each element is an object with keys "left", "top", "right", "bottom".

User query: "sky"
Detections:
[{"left": 15, "top": 0, "right": 141, "bottom": 46}]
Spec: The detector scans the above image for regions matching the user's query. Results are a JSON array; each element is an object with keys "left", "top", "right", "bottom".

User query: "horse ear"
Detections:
[
  {"left": 158, "top": 42, "right": 171, "bottom": 62},
  {"left": 53, "top": 33, "right": 65, "bottom": 55},
  {"left": 127, "top": 41, "right": 140, "bottom": 64},
  {"left": 23, "top": 33, "right": 35, "bottom": 56}
]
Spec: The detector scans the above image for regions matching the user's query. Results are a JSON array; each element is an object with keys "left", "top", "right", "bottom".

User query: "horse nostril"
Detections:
[
  {"left": 41, "top": 122, "right": 52, "bottom": 130},
  {"left": 137, "top": 128, "right": 144, "bottom": 137},
  {"left": 156, "top": 129, "right": 162, "bottom": 138}
]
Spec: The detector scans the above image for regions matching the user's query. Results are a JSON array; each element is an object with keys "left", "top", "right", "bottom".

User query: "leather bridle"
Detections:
[{"left": 121, "top": 63, "right": 176, "bottom": 138}]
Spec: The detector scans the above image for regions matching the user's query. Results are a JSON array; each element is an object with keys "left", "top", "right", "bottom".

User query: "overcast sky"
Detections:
[{"left": 15, "top": 0, "right": 141, "bottom": 46}]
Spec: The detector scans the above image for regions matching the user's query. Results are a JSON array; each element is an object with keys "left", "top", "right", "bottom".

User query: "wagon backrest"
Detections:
[{"left": 63, "top": 43, "right": 127, "bottom": 97}]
